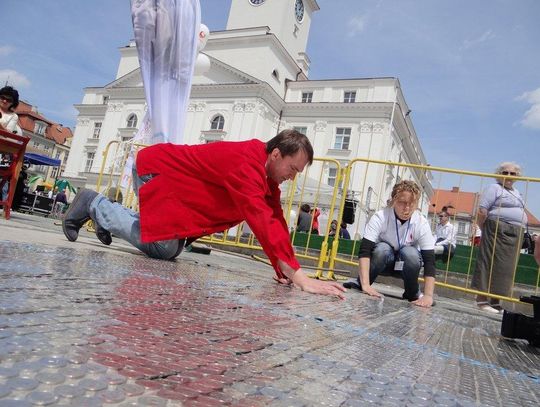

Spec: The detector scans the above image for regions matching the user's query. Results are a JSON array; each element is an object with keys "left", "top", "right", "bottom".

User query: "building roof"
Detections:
[
  {"left": 429, "top": 187, "right": 479, "bottom": 216},
  {"left": 15, "top": 101, "right": 72, "bottom": 144}
]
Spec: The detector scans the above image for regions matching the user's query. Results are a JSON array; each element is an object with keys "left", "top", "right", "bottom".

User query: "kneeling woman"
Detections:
[{"left": 352, "top": 180, "right": 436, "bottom": 307}]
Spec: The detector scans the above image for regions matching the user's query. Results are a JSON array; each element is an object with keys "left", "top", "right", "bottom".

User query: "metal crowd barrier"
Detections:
[
  {"left": 96, "top": 140, "right": 540, "bottom": 303},
  {"left": 327, "top": 158, "right": 540, "bottom": 303}
]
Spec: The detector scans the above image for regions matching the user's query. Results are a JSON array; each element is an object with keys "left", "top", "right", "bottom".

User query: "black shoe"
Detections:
[
  {"left": 95, "top": 223, "right": 112, "bottom": 245},
  {"left": 343, "top": 279, "right": 362, "bottom": 290},
  {"left": 62, "top": 189, "right": 98, "bottom": 242}
]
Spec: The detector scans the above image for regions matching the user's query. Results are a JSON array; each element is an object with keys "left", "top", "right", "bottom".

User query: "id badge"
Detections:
[{"left": 394, "top": 261, "right": 404, "bottom": 271}]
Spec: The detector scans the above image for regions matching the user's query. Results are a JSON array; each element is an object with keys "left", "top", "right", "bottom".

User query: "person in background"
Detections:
[
  {"left": 433, "top": 210, "right": 456, "bottom": 262},
  {"left": 310, "top": 207, "right": 320, "bottom": 234},
  {"left": 471, "top": 221, "right": 482, "bottom": 247},
  {"left": 534, "top": 235, "right": 540, "bottom": 266},
  {"left": 296, "top": 203, "right": 312, "bottom": 233},
  {"left": 329, "top": 219, "right": 338, "bottom": 237},
  {"left": 52, "top": 189, "right": 68, "bottom": 219},
  {"left": 340, "top": 222, "right": 351, "bottom": 239},
  {"left": 0, "top": 86, "right": 21, "bottom": 134},
  {"left": 344, "top": 180, "right": 436, "bottom": 308},
  {"left": 472, "top": 162, "right": 527, "bottom": 314}
]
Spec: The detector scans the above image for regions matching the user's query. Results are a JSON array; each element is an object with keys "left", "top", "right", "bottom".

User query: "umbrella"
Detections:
[
  {"left": 28, "top": 175, "right": 45, "bottom": 185},
  {"left": 55, "top": 179, "right": 77, "bottom": 194},
  {"left": 28, "top": 175, "right": 54, "bottom": 191}
]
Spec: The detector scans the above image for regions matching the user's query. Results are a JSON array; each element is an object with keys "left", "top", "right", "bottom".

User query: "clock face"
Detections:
[
  {"left": 295, "top": 0, "right": 304, "bottom": 22},
  {"left": 249, "top": 0, "right": 265, "bottom": 5}
]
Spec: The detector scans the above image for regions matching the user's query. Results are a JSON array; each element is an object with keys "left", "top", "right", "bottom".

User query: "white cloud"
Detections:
[
  {"left": 461, "top": 29, "right": 495, "bottom": 50},
  {"left": 0, "top": 69, "right": 31, "bottom": 88},
  {"left": 517, "top": 88, "right": 540, "bottom": 130},
  {"left": 0, "top": 45, "right": 14, "bottom": 57},
  {"left": 347, "top": 15, "right": 367, "bottom": 37}
]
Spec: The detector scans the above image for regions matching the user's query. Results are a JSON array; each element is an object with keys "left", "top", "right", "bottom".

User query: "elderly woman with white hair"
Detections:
[{"left": 472, "top": 162, "right": 528, "bottom": 313}]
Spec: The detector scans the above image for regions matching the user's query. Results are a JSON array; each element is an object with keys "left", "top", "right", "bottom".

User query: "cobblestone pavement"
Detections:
[{"left": 0, "top": 214, "right": 540, "bottom": 406}]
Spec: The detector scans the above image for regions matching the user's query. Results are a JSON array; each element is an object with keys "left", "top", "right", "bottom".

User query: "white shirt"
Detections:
[
  {"left": 0, "top": 111, "right": 20, "bottom": 133},
  {"left": 364, "top": 207, "right": 435, "bottom": 251},
  {"left": 435, "top": 222, "right": 457, "bottom": 247}
]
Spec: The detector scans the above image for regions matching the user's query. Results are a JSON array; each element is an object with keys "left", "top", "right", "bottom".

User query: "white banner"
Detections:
[
  {"left": 131, "top": 0, "right": 201, "bottom": 145},
  {"left": 121, "top": 0, "right": 201, "bottom": 188}
]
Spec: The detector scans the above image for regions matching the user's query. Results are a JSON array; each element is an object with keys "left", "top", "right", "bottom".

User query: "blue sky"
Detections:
[{"left": 2, "top": 0, "right": 540, "bottom": 211}]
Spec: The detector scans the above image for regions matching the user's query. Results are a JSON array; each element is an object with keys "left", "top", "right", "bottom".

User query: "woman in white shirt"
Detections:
[
  {"left": 472, "top": 162, "right": 527, "bottom": 313},
  {"left": 0, "top": 86, "right": 20, "bottom": 134},
  {"left": 345, "top": 180, "right": 436, "bottom": 307}
]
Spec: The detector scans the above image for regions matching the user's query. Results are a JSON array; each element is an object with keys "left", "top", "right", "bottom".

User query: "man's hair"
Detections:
[
  {"left": 300, "top": 203, "right": 310, "bottom": 212},
  {"left": 0, "top": 86, "right": 20, "bottom": 111},
  {"left": 266, "top": 129, "right": 314, "bottom": 165},
  {"left": 390, "top": 180, "right": 421, "bottom": 203}
]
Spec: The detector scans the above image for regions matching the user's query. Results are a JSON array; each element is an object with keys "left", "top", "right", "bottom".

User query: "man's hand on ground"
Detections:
[
  {"left": 273, "top": 276, "right": 292, "bottom": 285},
  {"left": 412, "top": 294, "right": 433, "bottom": 308},
  {"left": 277, "top": 260, "right": 346, "bottom": 299},
  {"left": 362, "top": 285, "right": 383, "bottom": 298}
]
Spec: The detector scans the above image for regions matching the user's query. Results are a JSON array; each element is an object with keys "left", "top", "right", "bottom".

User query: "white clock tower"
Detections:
[
  {"left": 203, "top": 0, "right": 319, "bottom": 97},
  {"left": 226, "top": 0, "right": 318, "bottom": 64}
]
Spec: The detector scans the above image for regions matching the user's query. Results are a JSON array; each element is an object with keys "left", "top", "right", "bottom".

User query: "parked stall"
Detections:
[{"left": 18, "top": 153, "right": 61, "bottom": 216}]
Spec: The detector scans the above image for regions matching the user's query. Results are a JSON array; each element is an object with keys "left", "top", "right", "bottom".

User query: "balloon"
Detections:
[
  {"left": 194, "top": 53, "right": 210, "bottom": 75},
  {"left": 198, "top": 24, "right": 209, "bottom": 52}
]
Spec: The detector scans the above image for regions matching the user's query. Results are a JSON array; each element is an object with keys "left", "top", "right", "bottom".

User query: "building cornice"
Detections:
[
  {"left": 283, "top": 102, "right": 393, "bottom": 118},
  {"left": 191, "top": 83, "right": 284, "bottom": 114},
  {"left": 73, "top": 104, "right": 108, "bottom": 116},
  {"left": 287, "top": 77, "right": 397, "bottom": 89}
]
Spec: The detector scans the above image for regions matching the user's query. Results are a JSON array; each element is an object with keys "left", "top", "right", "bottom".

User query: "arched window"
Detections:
[
  {"left": 126, "top": 114, "right": 138, "bottom": 128},
  {"left": 210, "top": 115, "right": 225, "bottom": 130}
]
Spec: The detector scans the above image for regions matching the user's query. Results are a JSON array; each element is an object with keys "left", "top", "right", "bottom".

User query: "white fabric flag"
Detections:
[
  {"left": 120, "top": 0, "right": 200, "bottom": 188},
  {"left": 131, "top": 0, "right": 201, "bottom": 145}
]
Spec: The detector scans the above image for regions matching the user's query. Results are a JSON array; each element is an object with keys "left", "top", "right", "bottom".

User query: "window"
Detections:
[
  {"left": 344, "top": 91, "right": 356, "bottom": 103},
  {"left": 93, "top": 122, "right": 102, "bottom": 139},
  {"left": 51, "top": 167, "right": 58, "bottom": 179},
  {"left": 34, "top": 122, "right": 47, "bottom": 136},
  {"left": 126, "top": 114, "right": 138, "bottom": 128},
  {"left": 293, "top": 126, "right": 307, "bottom": 136},
  {"left": 102, "top": 96, "right": 109, "bottom": 105},
  {"left": 458, "top": 222, "right": 466, "bottom": 234},
  {"left": 301, "top": 92, "right": 313, "bottom": 103},
  {"left": 55, "top": 151, "right": 61, "bottom": 159},
  {"left": 333, "top": 127, "right": 351, "bottom": 150},
  {"left": 328, "top": 167, "right": 338, "bottom": 187},
  {"left": 85, "top": 152, "right": 95, "bottom": 172},
  {"left": 210, "top": 115, "right": 225, "bottom": 130}
]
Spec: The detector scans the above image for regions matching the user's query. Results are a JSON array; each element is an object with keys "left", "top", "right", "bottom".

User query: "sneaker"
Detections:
[
  {"left": 62, "top": 189, "right": 98, "bottom": 242},
  {"left": 343, "top": 279, "right": 362, "bottom": 290},
  {"left": 476, "top": 301, "right": 500, "bottom": 314}
]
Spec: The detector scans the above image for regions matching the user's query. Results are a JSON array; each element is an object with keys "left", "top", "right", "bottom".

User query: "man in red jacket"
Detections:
[{"left": 63, "top": 129, "right": 345, "bottom": 299}]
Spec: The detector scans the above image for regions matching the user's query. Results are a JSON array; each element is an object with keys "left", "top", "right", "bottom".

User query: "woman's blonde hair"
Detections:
[{"left": 390, "top": 180, "right": 421, "bottom": 203}]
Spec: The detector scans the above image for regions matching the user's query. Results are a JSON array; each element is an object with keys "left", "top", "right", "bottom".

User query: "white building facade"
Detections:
[{"left": 63, "top": 0, "right": 432, "bottom": 237}]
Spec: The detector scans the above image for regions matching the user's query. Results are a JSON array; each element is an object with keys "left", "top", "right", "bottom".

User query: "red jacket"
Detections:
[{"left": 136, "top": 139, "right": 300, "bottom": 278}]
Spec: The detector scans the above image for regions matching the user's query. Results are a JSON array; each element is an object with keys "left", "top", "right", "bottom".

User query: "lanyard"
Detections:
[{"left": 395, "top": 215, "right": 411, "bottom": 251}]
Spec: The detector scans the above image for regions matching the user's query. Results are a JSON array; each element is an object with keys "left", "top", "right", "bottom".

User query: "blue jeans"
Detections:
[
  {"left": 89, "top": 167, "right": 184, "bottom": 260},
  {"left": 367, "top": 241, "right": 422, "bottom": 300}
]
